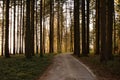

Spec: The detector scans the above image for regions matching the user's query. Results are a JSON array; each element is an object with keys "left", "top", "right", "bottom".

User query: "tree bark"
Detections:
[
  {"left": 2, "top": 0, "right": 5, "bottom": 56},
  {"left": 100, "top": 0, "right": 107, "bottom": 62},
  {"left": 35, "top": 0, "right": 38, "bottom": 54},
  {"left": 86, "top": 0, "right": 90, "bottom": 55},
  {"left": 49, "top": 0, "right": 54, "bottom": 53},
  {"left": 40, "top": 0, "right": 43, "bottom": 57},
  {"left": 5, "top": 0, "right": 10, "bottom": 58},
  {"left": 74, "top": 0, "right": 80, "bottom": 56},
  {"left": 13, "top": 0, "right": 16, "bottom": 55},
  {"left": 25, "top": 0, "right": 32, "bottom": 58},
  {"left": 106, "top": 0, "right": 114, "bottom": 60},
  {"left": 57, "top": 0, "right": 61, "bottom": 53},
  {"left": 31, "top": 0, "right": 35, "bottom": 56},
  {"left": 95, "top": 0, "right": 100, "bottom": 55},
  {"left": 82, "top": 0, "right": 87, "bottom": 56}
]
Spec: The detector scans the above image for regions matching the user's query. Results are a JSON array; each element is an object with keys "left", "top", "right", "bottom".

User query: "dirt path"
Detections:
[{"left": 38, "top": 53, "right": 97, "bottom": 80}]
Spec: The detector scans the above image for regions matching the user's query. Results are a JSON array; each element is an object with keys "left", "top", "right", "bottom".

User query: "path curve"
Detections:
[{"left": 38, "top": 53, "right": 97, "bottom": 80}]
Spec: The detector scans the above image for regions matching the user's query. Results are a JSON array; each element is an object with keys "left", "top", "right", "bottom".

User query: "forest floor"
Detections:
[
  {"left": 38, "top": 53, "right": 97, "bottom": 80},
  {"left": 0, "top": 54, "right": 53, "bottom": 80},
  {"left": 75, "top": 55, "right": 120, "bottom": 80}
]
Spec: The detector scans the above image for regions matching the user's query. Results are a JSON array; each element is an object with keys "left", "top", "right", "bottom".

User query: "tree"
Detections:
[
  {"left": 100, "top": 0, "right": 107, "bottom": 62},
  {"left": 65, "top": 2, "right": 68, "bottom": 52},
  {"left": 13, "top": 0, "right": 16, "bottom": 55},
  {"left": 19, "top": 0, "right": 23, "bottom": 54},
  {"left": 35, "top": 0, "right": 38, "bottom": 54},
  {"left": 106, "top": 0, "right": 114, "bottom": 60},
  {"left": 49, "top": 0, "right": 54, "bottom": 53},
  {"left": 99, "top": 0, "right": 114, "bottom": 62},
  {"left": 25, "top": 0, "right": 32, "bottom": 58},
  {"left": 5, "top": 0, "right": 10, "bottom": 58},
  {"left": 74, "top": 0, "right": 80, "bottom": 56},
  {"left": 57, "top": 0, "right": 61, "bottom": 53},
  {"left": 86, "top": 0, "right": 90, "bottom": 54},
  {"left": 95, "top": 0, "right": 100, "bottom": 55},
  {"left": 22, "top": 0, "right": 25, "bottom": 54},
  {"left": 82, "top": 0, "right": 87, "bottom": 56},
  {"left": 60, "top": 2, "right": 64, "bottom": 52},
  {"left": 17, "top": 0, "right": 20, "bottom": 54},
  {"left": 20, "top": 0, "right": 23, "bottom": 54},
  {"left": 9, "top": 1, "right": 13, "bottom": 54},
  {"left": 43, "top": 0, "right": 46, "bottom": 53},
  {"left": 2, "top": 0, "right": 5, "bottom": 56},
  {"left": 31, "top": 0, "right": 35, "bottom": 55},
  {"left": 70, "top": 8, "right": 73, "bottom": 52},
  {"left": 40, "top": 0, "right": 43, "bottom": 57}
]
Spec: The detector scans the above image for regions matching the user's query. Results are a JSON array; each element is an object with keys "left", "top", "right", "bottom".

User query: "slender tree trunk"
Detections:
[
  {"left": 65, "top": 2, "right": 67, "bottom": 52},
  {"left": 113, "top": 6, "right": 116, "bottom": 54},
  {"left": 40, "top": 0, "right": 43, "bottom": 57},
  {"left": 20, "top": 0, "right": 23, "bottom": 54},
  {"left": 70, "top": 8, "right": 73, "bottom": 52},
  {"left": 9, "top": 1, "right": 12, "bottom": 54},
  {"left": 82, "top": 0, "right": 87, "bottom": 56},
  {"left": 74, "top": 0, "right": 80, "bottom": 56},
  {"left": 43, "top": 0, "right": 46, "bottom": 53},
  {"left": 19, "top": 0, "right": 22, "bottom": 54},
  {"left": 17, "top": 1, "right": 19, "bottom": 54},
  {"left": 57, "top": 0, "right": 60, "bottom": 53},
  {"left": 2, "top": 0, "right": 5, "bottom": 56},
  {"left": 25, "top": 0, "right": 32, "bottom": 58},
  {"left": 60, "top": 3, "right": 64, "bottom": 52},
  {"left": 86, "top": 0, "right": 90, "bottom": 54},
  {"left": 49, "top": 0, "right": 54, "bottom": 53},
  {"left": 31, "top": 0, "right": 35, "bottom": 56},
  {"left": 5, "top": 0, "right": 10, "bottom": 58},
  {"left": 35, "top": 0, "right": 38, "bottom": 54},
  {"left": 95, "top": 0, "right": 100, "bottom": 55},
  {"left": 22, "top": 0, "right": 25, "bottom": 54},
  {"left": 13, "top": 0, "right": 16, "bottom": 55}
]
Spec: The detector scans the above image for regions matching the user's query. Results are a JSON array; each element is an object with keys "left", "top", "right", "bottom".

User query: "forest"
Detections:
[{"left": 0, "top": 0, "right": 120, "bottom": 80}]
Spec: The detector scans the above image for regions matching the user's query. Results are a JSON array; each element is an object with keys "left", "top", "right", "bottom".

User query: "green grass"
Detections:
[
  {"left": 74, "top": 55, "right": 120, "bottom": 80},
  {"left": 0, "top": 54, "right": 54, "bottom": 80}
]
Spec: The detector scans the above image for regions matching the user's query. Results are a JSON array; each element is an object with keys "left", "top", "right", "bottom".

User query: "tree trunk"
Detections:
[
  {"left": 65, "top": 2, "right": 67, "bottom": 52},
  {"left": 100, "top": 0, "right": 107, "bottom": 62},
  {"left": 95, "top": 0, "right": 100, "bottom": 55},
  {"left": 74, "top": 0, "right": 80, "bottom": 56},
  {"left": 106, "top": 0, "right": 114, "bottom": 60},
  {"left": 43, "top": 0, "right": 46, "bottom": 53},
  {"left": 40, "top": 0, "right": 43, "bottom": 57},
  {"left": 35, "top": 0, "right": 38, "bottom": 54},
  {"left": 57, "top": 0, "right": 60, "bottom": 53},
  {"left": 70, "top": 8, "right": 73, "bottom": 52},
  {"left": 9, "top": 1, "right": 12, "bottom": 54},
  {"left": 19, "top": 0, "right": 22, "bottom": 54},
  {"left": 31, "top": 0, "right": 35, "bottom": 56},
  {"left": 16, "top": 1, "right": 20, "bottom": 54},
  {"left": 86, "top": 0, "right": 90, "bottom": 54},
  {"left": 2, "top": 0, "right": 5, "bottom": 56},
  {"left": 13, "top": 0, "right": 16, "bottom": 55},
  {"left": 25, "top": 0, "right": 32, "bottom": 58},
  {"left": 22, "top": 0, "right": 25, "bottom": 54},
  {"left": 5, "top": 0, "right": 10, "bottom": 58},
  {"left": 82, "top": 0, "right": 87, "bottom": 56},
  {"left": 60, "top": 3, "right": 64, "bottom": 53},
  {"left": 49, "top": 0, "right": 54, "bottom": 53}
]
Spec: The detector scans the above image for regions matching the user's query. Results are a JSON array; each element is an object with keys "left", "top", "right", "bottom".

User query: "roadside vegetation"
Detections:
[
  {"left": 74, "top": 55, "right": 120, "bottom": 80},
  {"left": 0, "top": 54, "right": 54, "bottom": 80}
]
